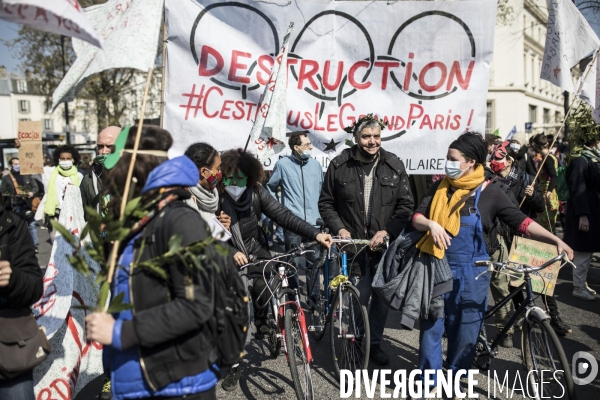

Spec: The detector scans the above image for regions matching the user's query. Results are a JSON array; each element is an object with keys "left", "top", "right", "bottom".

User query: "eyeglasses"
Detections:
[{"left": 298, "top": 143, "right": 312, "bottom": 149}]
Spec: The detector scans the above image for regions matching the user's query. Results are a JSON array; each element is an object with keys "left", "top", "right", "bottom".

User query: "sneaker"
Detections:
[
  {"left": 254, "top": 318, "right": 270, "bottom": 340},
  {"left": 99, "top": 376, "right": 112, "bottom": 400},
  {"left": 498, "top": 335, "right": 513, "bottom": 348},
  {"left": 550, "top": 316, "right": 572, "bottom": 335},
  {"left": 573, "top": 287, "right": 596, "bottom": 301},
  {"left": 221, "top": 366, "right": 242, "bottom": 391},
  {"left": 585, "top": 282, "right": 597, "bottom": 295},
  {"left": 370, "top": 344, "right": 390, "bottom": 365}
]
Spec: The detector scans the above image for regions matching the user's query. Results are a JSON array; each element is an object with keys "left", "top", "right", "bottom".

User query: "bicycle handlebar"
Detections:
[
  {"left": 474, "top": 252, "right": 574, "bottom": 280},
  {"left": 239, "top": 241, "right": 316, "bottom": 270}
]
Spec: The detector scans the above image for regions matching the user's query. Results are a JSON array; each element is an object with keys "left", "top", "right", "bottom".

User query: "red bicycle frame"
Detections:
[{"left": 278, "top": 300, "right": 313, "bottom": 364}]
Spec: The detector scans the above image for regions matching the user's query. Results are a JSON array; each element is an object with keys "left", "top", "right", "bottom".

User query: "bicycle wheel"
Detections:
[
  {"left": 521, "top": 314, "right": 575, "bottom": 400},
  {"left": 306, "top": 255, "right": 327, "bottom": 341},
  {"left": 285, "top": 308, "right": 314, "bottom": 400},
  {"left": 267, "top": 292, "right": 285, "bottom": 358},
  {"left": 330, "top": 284, "right": 370, "bottom": 379}
]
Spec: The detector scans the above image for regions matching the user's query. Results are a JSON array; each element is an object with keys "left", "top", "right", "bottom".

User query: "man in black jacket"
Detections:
[
  {"left": 319, "top": 115, "right": 414, "bottom": 365},
  {"left": 0, "top": 201, "right": 43, "bottom": 399}
]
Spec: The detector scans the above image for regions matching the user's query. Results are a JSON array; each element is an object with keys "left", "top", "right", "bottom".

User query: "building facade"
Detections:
[{"left": 486, "top": 0, "right": 578, "bottom": 141}]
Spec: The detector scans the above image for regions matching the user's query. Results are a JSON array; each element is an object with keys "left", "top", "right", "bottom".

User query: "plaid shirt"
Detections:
[{"left": 363, "top": 158, "right": 379, "bottom": 228}]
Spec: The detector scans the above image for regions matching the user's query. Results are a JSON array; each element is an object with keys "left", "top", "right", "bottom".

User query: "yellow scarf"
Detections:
[{"left": 416, "top": 165, "right": 484, "bottom": 259}]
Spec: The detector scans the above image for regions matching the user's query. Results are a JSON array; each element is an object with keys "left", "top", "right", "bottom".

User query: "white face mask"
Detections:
[
  {"left": 445, "top": 160, "right": 467, "bottom": 180},
  {"left": 509, "top": 143, "right": 521, "bottom": 151},
  {"left": 59, "top": 160, "right": 73, "bottom": 170},
  {"left": 225, "top": 185, "right": 247, "bottom": 201}
]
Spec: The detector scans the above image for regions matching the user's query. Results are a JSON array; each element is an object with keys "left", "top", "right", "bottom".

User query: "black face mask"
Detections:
[{"left": 357, "top": 144, "right": 378, "bottom": 161}]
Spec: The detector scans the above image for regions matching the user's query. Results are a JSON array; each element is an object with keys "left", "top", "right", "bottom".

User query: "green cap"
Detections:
[{"left": 104, "top": 126, "right": 130, "bottom": 170}]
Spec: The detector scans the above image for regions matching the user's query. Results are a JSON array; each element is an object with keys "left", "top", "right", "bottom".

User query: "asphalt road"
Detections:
[{"left": 34, "top": 226, "right": 600, "bottom": 400}]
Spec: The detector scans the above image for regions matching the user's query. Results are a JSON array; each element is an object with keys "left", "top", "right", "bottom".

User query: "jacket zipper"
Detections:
[
  {"left": 129, "top": 251, "right": 158, "bottom": 392},
  {"left": 301, "top": 163, "right": 306, "bottom": 221}
]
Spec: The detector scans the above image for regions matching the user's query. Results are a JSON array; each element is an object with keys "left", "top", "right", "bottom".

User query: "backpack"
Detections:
[
  {"left": 209, "top": 245, "right": 249, "bottom": 367},
  {"left": 557, "top": 165, "right": 570, "bottom": 201},
  {"left": 139, "top": 204, "right": 249, "bottom": 368}
]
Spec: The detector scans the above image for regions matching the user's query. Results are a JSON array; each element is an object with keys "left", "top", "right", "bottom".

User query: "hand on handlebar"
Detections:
[
  {"left": 557, "top": 242, "right": 574, "bottom": 261},
  {"left": 233, "top": 251, "right": 248, "bottom": 267},
  {"left": 316, "top": 233, "right": 333, "bottom": 249},
  {"left": 370, "top": 230, "right": 388, "bottom": 249}
]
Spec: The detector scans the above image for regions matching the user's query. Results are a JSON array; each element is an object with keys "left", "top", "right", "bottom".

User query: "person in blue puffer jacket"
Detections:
[{"left": 84, "top": 126, "right": 219, "bottom": 400}]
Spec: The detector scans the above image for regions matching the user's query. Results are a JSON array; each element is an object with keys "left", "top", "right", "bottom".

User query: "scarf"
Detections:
[
  {"left": 189, "top": 184, "right": 219, "bottom": 213},
  {"left": 494, "top": 166, "right": 520, "bottom": 189},
  {"left": 416, "top": 165, "right": 485, "bottom": 259},
  {"left": 44, "top": 166, "right": 81, "bottom": 216},
  {"left": 220, "top": 187, "right": 253, "bottom": 256}
]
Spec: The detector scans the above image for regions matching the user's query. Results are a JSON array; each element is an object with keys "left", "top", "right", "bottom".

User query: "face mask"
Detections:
[
  {"left": 59, "top": 160, "right": 73, "bottom": 170},
  {"left": 225, "top": 185, "right": 247, "bottom": 202},
  {"left": 299, "top": 149, "right": 311, "bottom": 160},
  {"left": 12, "top": 165, "right": 20, "bottom": 173},
  {"left": 490, "top": 160, "right": 506, "bottom": 174},
  {"left": 96, "top": 155, "right": 107, "bottom": 165},
  {"left": 509, "top": 143, "right": 521, "bottom": 151},
  {"left": 445, "top": 160, "right": 467, "bottom": 180},
  {"left": 202, "top": 168, "right": 222, "bottom": 190}
]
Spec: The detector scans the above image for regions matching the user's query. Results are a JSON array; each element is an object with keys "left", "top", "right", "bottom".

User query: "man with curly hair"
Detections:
[{"left": 319, "top": 114, "right": 414, "bottom": 365}]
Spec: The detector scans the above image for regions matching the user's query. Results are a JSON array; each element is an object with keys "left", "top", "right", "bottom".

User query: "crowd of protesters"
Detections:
[{"left": 0, "top": 116, "right": 598, "bottom": 400}]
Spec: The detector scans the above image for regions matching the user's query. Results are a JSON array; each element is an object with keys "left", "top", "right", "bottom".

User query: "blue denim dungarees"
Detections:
[{"left": 419, "top": 186, "right": 491, "bottom": 384}]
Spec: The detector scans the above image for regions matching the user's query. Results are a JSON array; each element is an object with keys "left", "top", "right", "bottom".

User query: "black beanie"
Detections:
[{"left": 449, "top": 132, "right": 487, "bottom": 165}]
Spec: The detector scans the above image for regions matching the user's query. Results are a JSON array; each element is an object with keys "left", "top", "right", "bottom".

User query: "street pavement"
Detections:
[{"left": 33, "top": 225, "right": 600, "bottom": 400}]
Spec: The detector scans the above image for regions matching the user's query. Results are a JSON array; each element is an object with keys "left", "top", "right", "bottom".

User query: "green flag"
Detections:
[{"left": 493, "top": 128, "right": 500, "bottom": 137}]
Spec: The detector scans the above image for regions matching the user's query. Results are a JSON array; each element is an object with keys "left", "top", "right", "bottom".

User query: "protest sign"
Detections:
[
  {"left": 33, "top": 186, "right": 103, "bottom": 399},
  {"left": 52, "top": 0, "right": 163, "bottom": 110},
  {"left": 17, "top": 120, "right": 43, "bottom": 174},
  {"left": 164, "top": 0, "right": 496, "bottom": 173},
  {"left": 0, "top": 0, "right": 102, "bottom": 48},
  {"left": 508, "top": 236, "right": 561, "bottom": 296}
]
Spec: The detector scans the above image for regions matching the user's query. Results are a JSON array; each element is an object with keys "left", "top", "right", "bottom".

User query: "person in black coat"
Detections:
[
  {"left": 0, "top": 201, "right": 43, "bottom": 399},
  {"left": 217, "top": 149, "right": 332, "bottom": 391},
  {"left": 563, "top": 138, "right": 600, "bottom": 301}
]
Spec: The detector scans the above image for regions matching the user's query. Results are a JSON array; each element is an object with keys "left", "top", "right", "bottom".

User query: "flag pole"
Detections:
[
  {"left": 519, "top": 48, "right": 600, "bottom": 207},
  {"left": 159, "top": 7, "right": 167, "bottom": 129},
  {"left": 106, "top": 68, "right": 154, "bottom": 287}
]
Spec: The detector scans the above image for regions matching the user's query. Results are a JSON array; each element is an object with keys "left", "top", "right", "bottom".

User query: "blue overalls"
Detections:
[{"left": 418, "top": 186, "right": 491, "bottom": 385}]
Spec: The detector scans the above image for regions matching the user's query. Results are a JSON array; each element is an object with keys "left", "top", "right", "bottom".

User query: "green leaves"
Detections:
[
  {"left": 106, "top": 292, "right": 133, "bottom": 314},
  {"left": 567, "top": 105, "right": 600, "bottom": 149},
  {"left": 98, "top": 281, "right": 110, "bottom": 311},
  {"left": 50, "top": 219, "right": 77, "bottom": 247}
]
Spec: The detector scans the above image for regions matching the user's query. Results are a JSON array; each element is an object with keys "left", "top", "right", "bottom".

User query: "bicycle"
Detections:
[
  {"left": 305, "top": 234, "right": 376, "bottom": 379},
  {"left": 473, "top": 253, "right": 577, "bottom": 400},
  {"left": 241, "top": 242, "right": 317, "bottom": 400}
]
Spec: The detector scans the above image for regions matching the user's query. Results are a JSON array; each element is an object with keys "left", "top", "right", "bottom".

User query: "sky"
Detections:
[{"left": 0, "top": 20, "right": 21, "bottom": 73}]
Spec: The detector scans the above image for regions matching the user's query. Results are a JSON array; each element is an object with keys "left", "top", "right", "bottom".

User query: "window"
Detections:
[
  {"left": 43, "top": 119, "right": 52, "bottom": 130},
  {"left": 17, "top": 80, "right": 26, "bottom": 93},
  {"left": 524, "top": 53, "right": 528, "bottom": 84},
  {"left": 19, "top": 100, "right": 30, "bottom": 113},
  {"left": 485, "top": 101, "right": 494, "bottom": 134},
  {"left": 543, "top": 108, "right": 551, "bottom": 124},
  {"left": 529, "top": 105, "right": 538, "bottom": 123},
  {"left": 83, "top": 119, "right": 89, "bottom": 130},
  {"left": 555, "top": 111, "right": 562, "bottom": 123}
]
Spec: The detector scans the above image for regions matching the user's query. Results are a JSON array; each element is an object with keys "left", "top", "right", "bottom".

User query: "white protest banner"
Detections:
[
  {"left": 249, "top": 23, "right": 293, "bottom": 161},
  {"left": 164, "top": 0, "right": 496, "bottom": 173},
  {"left": 576, "top": 49, "right": 600, "bottom": 122},
  {"left": 0, "top": 0, "right": 102, "bottom": 48},
  {"left": 541, "top": 0, "right": 600, "bottom": 93},
  {"left": 33, "top": 186, "right": 103, "bottom": 399},
  {"left": 51, "top": 0, "right": 163, "bottom": 110}
]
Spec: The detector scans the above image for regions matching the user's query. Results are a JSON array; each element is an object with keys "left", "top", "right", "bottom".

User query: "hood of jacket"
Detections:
[{"left": 141, "top": 156, "right": 199, "bottom": 194}]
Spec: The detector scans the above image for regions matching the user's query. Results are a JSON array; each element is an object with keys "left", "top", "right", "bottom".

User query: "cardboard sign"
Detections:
[
  {"left": 17, "top": 120, "right": 43, "bottom": 142},
  {"left": 508, "top": 236, "right": 561, "bottom": 296}
]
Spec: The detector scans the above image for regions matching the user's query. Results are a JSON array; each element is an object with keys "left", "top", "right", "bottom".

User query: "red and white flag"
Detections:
[
  {"left": 250, "top": 23, "right": 293, "bottom": 162},
  {"left": 540, "top": 0, "right": 600, "bottom": 93},
  {"left": 0, "top": 0, "right": 102, "bottom": 48}
]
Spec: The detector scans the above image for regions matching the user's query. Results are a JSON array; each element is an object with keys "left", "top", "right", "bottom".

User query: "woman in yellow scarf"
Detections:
[{"left": 411, "top": 132, "right": 573, "bottom": 397}]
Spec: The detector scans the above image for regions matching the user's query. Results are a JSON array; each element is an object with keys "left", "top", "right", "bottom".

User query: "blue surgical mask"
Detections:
[
  {"left": 509, "top": 143, "right": 521, "bottom": 151},
  {"left": 445, "top": 160, "right": 467, "bottom": 180},
  {"left": 12, "top": 165, "right": 20, "bottom": 173},
  {"left": 299, "top": 150, "right": 311, "bottom": 160}
]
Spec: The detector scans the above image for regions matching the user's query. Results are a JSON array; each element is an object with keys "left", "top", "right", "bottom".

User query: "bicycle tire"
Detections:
[
  {"left": 285, "top": 308, "right": 314, "bottom": 400},
  {"left": 330, "top": 284, "right": 370, "bottom": 379},
  {"left": 521, "top": 314, "right": 575, "bottom": 400},
  {"left": 267, "top": 291, "right": 287, "bottom": 358},
  {"left": 306, "top": 259, "right": 327, "bottom": 341}
]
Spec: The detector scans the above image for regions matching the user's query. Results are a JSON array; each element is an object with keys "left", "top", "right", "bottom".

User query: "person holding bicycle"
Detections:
[
  {"left": 217, "top": 149, "right": 332, "bottom": 391},
  {"left": 412, "top": 132, "right": 573, "bottom": 396},
  {"left": 319, "top": 114, "right": 414, "bottom": 365}
]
